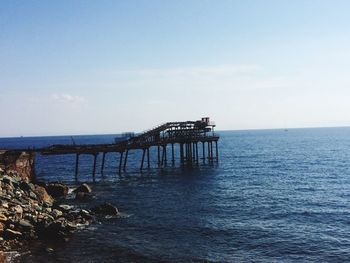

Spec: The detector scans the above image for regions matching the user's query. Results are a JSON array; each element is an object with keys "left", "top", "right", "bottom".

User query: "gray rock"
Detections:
[
  {"left": 92, "top": 202, "right": 119, "bottom": 216},
  {"left": 4, "top": 229, "right": 22, "bottom": 239},
  {"left": 18, "top": 219, "right": 34, "bottom": 229},
  {"left": 73, "top": 183, "right": 91, "bottom": 193}
]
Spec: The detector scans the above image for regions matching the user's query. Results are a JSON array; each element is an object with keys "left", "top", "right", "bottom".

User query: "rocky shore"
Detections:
[{"left": 0, "top": 167, "right": 119, "bottom": 262}]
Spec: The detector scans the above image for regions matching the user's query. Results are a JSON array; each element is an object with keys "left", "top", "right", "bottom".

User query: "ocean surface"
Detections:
[{"left": 1, "top": 127, "right": 350, "bottom": 262}]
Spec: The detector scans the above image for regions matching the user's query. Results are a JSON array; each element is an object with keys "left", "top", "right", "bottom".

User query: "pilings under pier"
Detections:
[
  {"left": 39, "top": 118, "right": 220, "bottom": 180},
  {"left": 71, "top": 140, "right": 219, "bottom": 180}
]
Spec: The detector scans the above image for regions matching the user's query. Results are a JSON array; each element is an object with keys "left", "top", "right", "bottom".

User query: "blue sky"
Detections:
[{"left": 1, "top": 0, "right": 350, "bottom": 136}]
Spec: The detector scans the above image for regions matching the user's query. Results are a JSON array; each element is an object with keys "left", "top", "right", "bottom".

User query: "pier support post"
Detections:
[
  {"left": 118, "top": 151, "right": 124, "bottom": 174},
  {"left": 92, "top": 153, "right": 97, "bottom": 180},
  {"left": 101, "top": 152, "right": 106, "bottom": 174},
  {"left": 157, "top": 146, "right": 161, "bottom": 166},
  {"left": 161, "top": 145, "right": 166, "bottom": 167},
  {"left": 140, "top": 149, "right": 146, "bottom": 170},
  {"left": 164, "top": 145, "right": 167, "bottom": 164},
  {"left": 202, "top": 142, "right": 205, "bottom": 161},
  {"left": 180, "top": 143, "right": 184, "bottom": 163},
  {"left": 195, "top": 142, "right": 199, "bottom": 164},
  {"left": 185, "top": 143, "right": 189, "bottom": 163},
  {"left": 215, "top": 141, "right": 219, "bottom": 160},
  {"left": 192, "top": 143, "right": 196, "bottom": 161},
  {"left": 123, "top": 150, "right": 129, "bottom": 171},
  {"left": 207, "top": 141, "right": 211, "bottom": 161},
  {"left": 171, "top": 143, "right": 175, "bottom": 163},
  {"left": 75, "top": 153, "right": 80, "bottom": 179},
  {"left": 147, "top": 148, "right": 150, "bottom": 168}
]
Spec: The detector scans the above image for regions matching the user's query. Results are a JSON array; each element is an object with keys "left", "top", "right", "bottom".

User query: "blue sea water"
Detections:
[{"left": 2, "top": 127, "right": 350, "bottom": 262}]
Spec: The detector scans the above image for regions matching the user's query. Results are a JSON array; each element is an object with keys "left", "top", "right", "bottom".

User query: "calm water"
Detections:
[{"left": 2, "top": 128, "right": 350, "bottom": 262}]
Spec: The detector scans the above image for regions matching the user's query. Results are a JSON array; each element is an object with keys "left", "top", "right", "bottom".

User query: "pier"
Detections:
[{"left": 5, "top": 117, "right": 219, "bottom": 179}]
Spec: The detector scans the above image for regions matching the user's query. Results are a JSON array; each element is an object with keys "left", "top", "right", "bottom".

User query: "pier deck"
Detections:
[{"left": 6, "top": 117, "right": 220, "bottom": 178}]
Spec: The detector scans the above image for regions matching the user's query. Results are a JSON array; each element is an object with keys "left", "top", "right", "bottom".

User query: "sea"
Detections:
[{"left": 1, "top": 127, "right": 350, "bottom": 262}]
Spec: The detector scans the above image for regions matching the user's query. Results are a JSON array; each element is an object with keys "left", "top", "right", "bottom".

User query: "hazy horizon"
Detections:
[
  {"left": 1, "top": 0, "right": 350, "bottom": 137},
  {"left": 1, "top": 124, "right": 350, "bottom": 139}
]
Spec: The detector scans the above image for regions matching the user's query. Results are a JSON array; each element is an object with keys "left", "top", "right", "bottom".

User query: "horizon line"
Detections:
[{"left": 1, "top": 125, "right": 350, "bottom": 139}]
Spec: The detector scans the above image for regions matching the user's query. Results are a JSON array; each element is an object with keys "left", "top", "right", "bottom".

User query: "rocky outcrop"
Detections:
[
  {"left": 45, "top": 182, "right": 69, "bottom": 199},
  {"left": 0, "top": 169, "right": 93, "bottom": 252},
  {"left": 73, "top": 183, "right": 93, "bottom": 201},
  {"left": 92, "top": 202, "right": 119, "bottom": 216},
  {"left": 0, "top": 150, "right": 35, "bottom": 181}
]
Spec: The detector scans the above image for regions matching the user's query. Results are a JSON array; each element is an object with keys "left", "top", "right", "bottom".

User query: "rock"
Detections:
[
  {"left": 4, "top": 229, "right": 22, "bottom": 239},
  {"left": 0, "top": 251, "right": 7, "bottom": 263},
  {"left": 46, "top": 182, "right": 69, "bottom": 198},
  {"left": 42, "top": 221, "right": 66, "bottom": 238},
  {"left": 58, "top": 204, "right": 73, "bottom": 212},
  {"left": 29, "top": 191, "right": 37, "bottom": 200},
  {"left": 18, "top": 219, "right": 34, "bottom": 230},
  {"left": 19, "top": 181, "right": 35, "bottom": 192},
  {"left": 0, "top": 222, "right": 4, "bottom": 233},
  {"left": 52, "top": 209, "right": 63, "bottom": 218},
  {"left": 92, "top": 202, "right": 119, "bottom": 215},
  {"left": 0, "top": 214, "right": 7, "bottom": 222},
  {"left": 73, "top": 183, "right": 91, "bottom": 194},
  {"left": 45, "top": 247, "right": 54, "bottom": 253},
  {"left": 2, "top": 176, "right": 19, "bottom": 188},
  {"left": 75, "top": 192, "right": 92, "bottom": 201},
  {"left": 14, "top": 205, "right": 23, "bottom": 216},
  {"left": 34, "top": 186, "right": 53, "bottom": 205},
  {"left": 66, "top": 222, "right": 77, "bottom": 231}
]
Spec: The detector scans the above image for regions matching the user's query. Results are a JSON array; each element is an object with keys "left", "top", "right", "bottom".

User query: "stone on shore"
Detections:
[
  {"left": 73, "top": 183, "right": 92, "bottom": 194},
  {"left": 92, "top": 202, "right": 119, "bottom": 216},
  {"left": 46, "top": 182, "right": 69, "bottom": 198},
  {"left": 34, "top": 186, "right": 53, "bottom": 205},
  {"left": 4, "top": 229, "right": 22, "bottom": 239}
]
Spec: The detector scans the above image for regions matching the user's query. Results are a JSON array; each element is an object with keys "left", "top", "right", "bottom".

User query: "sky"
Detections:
[{"left": 1, "top": 0, "right": 350, "bottom": 137}]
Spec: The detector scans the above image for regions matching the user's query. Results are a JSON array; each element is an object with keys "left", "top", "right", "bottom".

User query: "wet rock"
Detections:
[
  {"left": 19, "top": 181, "right": 35, "bottom": 192},
  {"left": 14, "top": 205, "right": 23, "bottom": 218},
  {"left": 41, "top": 221, "right": 67, "bottom": 239},
  {"left": 74, "top": 191, "right": 93, "bottom": 201},
  {"left": 73, "top": 183, "right": 91, "bottom": 194},
  {"left": 2, "top": 176, "right": 19, "bottom": 188},
  {"left": 34, "top": 186, "right": 53, "bottom": 205},
  {"left": 52, "top": 209, "right": 63, "bottom": 218},
  {"left": 0, "top": 169, "right": 93, "bottom": 252},
  {"left": 0, "top": 251, "right": 7, "bottom": 263},
  {"left": 58, "top": 204, "right": 73, "bottom": 212},
  {"left": 45, "top": 247, "right": 54, "bottom": 253},
  {"left": 0, "top": 214, "right": 7, "bottom": 222},
  {"left": 46, "top": 182, "right": 69, "bottom": 198},
  {"left": 18, "top": 219, "right": 34, "bottom": 230},
  {"left": 4, "top": 229, "right": 22, "bottom": 239},
  {"left": 92, "top": 202, "right": 119, "bottom": 215}
]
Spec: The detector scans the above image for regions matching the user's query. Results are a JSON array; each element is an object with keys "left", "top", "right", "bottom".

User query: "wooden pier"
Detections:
[{"left": 12, "top": 117, "right": 219, "bottom": 179}]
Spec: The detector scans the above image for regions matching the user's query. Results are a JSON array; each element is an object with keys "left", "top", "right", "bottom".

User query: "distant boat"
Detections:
[{"left": 114, "top": 132, "right": 135, "bottom": 143}]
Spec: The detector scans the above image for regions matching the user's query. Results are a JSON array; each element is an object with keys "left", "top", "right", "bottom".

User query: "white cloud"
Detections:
[
  {"left": 121, "top": 64, "right": 262, "bottom": 77},
  {"left": 51, "top": 93, "right": 86, "bottom": 104}
]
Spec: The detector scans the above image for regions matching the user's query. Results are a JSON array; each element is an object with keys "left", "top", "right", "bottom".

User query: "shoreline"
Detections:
[{"left": 0, "top": 150, "right": 119, "bottom": 263}]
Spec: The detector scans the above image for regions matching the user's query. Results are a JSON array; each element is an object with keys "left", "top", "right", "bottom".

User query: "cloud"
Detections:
[
  {"left": 51, "top": 93, "right": 86, "bottom": 104},
  {"left": 118, "top": 64, "right": 262, "bottom": 78}
]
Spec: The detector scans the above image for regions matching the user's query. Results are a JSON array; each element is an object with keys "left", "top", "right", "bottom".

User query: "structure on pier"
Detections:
[{"left": 35, "top": 117, "right": 219, "bottom": 179}]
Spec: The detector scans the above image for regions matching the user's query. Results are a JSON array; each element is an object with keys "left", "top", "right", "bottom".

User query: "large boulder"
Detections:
[
  {"left": 92, "top": 202, "right": 118, "bottom": 216},
  {"left": 46, "top": 182, "right": 69, "bottom": 198},
  {"left": 34, "top": 186, "right": 53, "bottom": 205},
  {"left": 4, "top": 229, "right": 22, "bottom": 239},
  {"left": 73, "top": 183, "right": 91, "bottom": 194}
]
